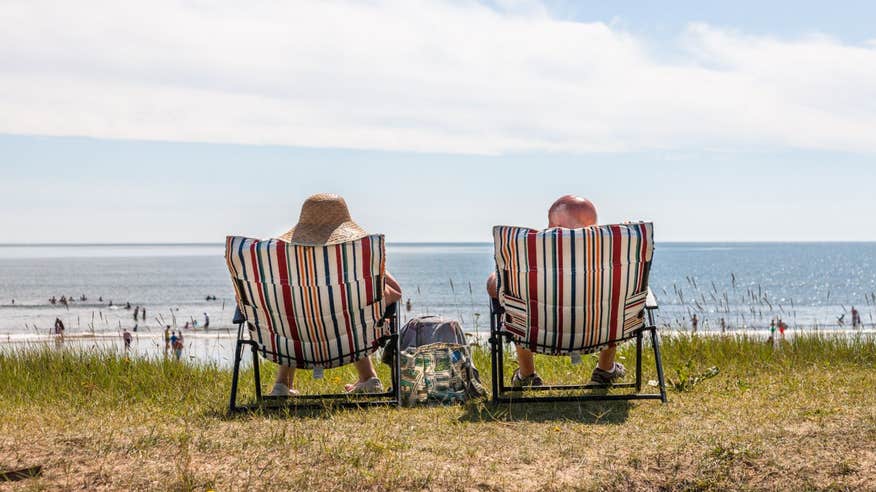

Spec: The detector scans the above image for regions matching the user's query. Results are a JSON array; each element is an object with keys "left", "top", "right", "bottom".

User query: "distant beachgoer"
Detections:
[
  {"left": 170, "top": 331, "right": 179, "bottom": 358},
  {"left": 60, "top": 296, "right": 67, "bottom": 306},
  {"left": 406, "top": 298, "right": 412, "bottom": 312},
  {"left": 172, "top": 332, "right": 183, "bottom": 360},
  {"left": 164, "top": 326, "right": 171, "bottom": 354},
  {"left": 851, "top": 307, "right": 860, "bottom": 328},
  {"left": 54, "top": 317, "right": 65, "bottom": 337},
  {"left": 141, "top": 308, "right": 146, "bottom": 321},
  {"left": 50, "top": 296, "right": 57, "bottom": 305},
  {"left": 778, "top": 319, "right": 786, "bottom": 339},
  {"left": 133, "top": 323, "right": 138, "bottom": 333},
  {"left": 184, "top": 321, "right": 190, "bottom": 330},
  {"left": 691, "top": 314, "right": 699, "bottom": 333},
  {"left": 720, "top": 318, "right": 726, "bottom": 334},
  {"left": 203, "top": 313, "right": 210, "bottom": 330},
  {"left": 109, "top": 300, "right": 113, "bottom": 307},
  {"left": 99, "top": 296, "right": 103, "bottom": 302},
  {"left": 125, "top": 302, "right": 131, "bottom": 310},
  {"left": 133, "top": 306, "right": 139, "bottom": 320},
  {"left": 123, "top": 329, "right": 132, "bottom": 351}
]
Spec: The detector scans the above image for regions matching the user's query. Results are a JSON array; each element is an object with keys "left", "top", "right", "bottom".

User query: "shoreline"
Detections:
[{"left": 2, "top": 328, "right": 873, "bottom": 370}]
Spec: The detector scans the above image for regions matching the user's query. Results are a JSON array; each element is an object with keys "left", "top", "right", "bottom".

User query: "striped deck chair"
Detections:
[
  {"left": 225, "top": 234, "right": 401, "bottom": 412},
  {"left": 489, "top": 222, "right": 667, "bottom": 403}
]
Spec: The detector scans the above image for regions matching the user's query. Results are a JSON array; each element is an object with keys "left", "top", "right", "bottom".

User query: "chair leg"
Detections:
[
  {"left": 229, "top": 337, "right": 244, "bottom": 413},
  {"left": 251, "top": 343, "right": 263, "bottom": 403},
  {"left": 650, "top": 327, "right": 667, "bottom": 403},
  {"left": 392, "top": 332, "right": 401, "bottom": 408},
  {"left": 635, "top": 330, "right": 643, "bottom": 393},
  {"left": 490, "top": 312, "right": 500, "bottom": 404}
]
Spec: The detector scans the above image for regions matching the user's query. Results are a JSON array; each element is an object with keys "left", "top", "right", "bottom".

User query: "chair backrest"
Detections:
[
  {"left": 225, "top": 234, "right": 388, "bottom": 369},
  {"left": 493, "top": 223, "right": 654, "bottom": 355}
]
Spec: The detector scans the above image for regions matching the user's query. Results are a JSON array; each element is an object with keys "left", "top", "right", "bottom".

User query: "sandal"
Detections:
[{"left": 344, "top": 377, "right": 384, "bottom": 394}]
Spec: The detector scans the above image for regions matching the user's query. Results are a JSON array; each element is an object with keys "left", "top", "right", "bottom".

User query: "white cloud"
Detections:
[{"left": 1, "top": 0, "right": 875, "bottom": 154}]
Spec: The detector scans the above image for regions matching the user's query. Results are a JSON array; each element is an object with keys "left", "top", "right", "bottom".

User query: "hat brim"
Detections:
[{"left": 278, "top": 221, "right": 367, "bottom": 246}]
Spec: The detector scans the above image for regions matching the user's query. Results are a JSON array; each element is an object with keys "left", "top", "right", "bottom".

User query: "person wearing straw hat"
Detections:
[{"left": 270, "top": 193, "right": 403, "bottom": 396}]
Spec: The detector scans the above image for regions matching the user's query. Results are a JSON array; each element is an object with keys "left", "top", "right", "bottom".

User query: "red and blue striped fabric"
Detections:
[
  {"left": 493, "top": 223, "right": 654, "bottom": 355},
  {"left": 225, "top": 234, "right": 388, "bottom": 369}
]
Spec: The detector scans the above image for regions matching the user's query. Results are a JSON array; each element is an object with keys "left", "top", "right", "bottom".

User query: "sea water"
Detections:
[{"left": 1, "top": 242, "right": 874, "bottom": 363}]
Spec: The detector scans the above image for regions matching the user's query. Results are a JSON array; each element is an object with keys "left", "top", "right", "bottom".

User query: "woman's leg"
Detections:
[
  {"left": 276, "top": 365, "right": 295, "bottom": 387},
  {"left": 353, "top": 356, "right": 378, "bottom": 383}
]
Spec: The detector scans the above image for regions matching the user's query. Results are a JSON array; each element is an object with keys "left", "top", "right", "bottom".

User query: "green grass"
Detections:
[{"left": 0, "top": 334, "right": 874, "bottom": 490}]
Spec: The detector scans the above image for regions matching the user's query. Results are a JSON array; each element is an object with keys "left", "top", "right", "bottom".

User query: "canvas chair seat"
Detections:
[
  {"left": 493, "top": 222, "right": 654, "bottom": 355},
  {"left": 226, "top": 234, "right": 389, "bottom": 369}
]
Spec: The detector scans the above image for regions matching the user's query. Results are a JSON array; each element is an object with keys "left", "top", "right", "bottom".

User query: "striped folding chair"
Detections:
[
  {"left": 489, "top": 222, "right": 667, "bottom": 403},
  {"left": 225, "top": 234, "right": 401, "bottom": 412}
]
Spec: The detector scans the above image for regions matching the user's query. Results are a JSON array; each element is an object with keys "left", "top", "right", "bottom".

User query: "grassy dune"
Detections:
[{"left": 0, "top": 334, "right": 874, "bottom": 491}]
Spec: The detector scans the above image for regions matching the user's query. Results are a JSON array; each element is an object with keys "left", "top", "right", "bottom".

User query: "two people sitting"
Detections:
[{"left": 269, "top": 193, "right": 624, "bottom": 396}]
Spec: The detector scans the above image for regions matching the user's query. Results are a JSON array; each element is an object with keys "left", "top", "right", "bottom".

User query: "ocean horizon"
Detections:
[{"left": 2, "top": 241, "right": 874, "bottom": 365}]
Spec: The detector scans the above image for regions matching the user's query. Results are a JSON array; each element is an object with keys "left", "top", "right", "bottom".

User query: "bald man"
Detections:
[{"left": 487, "top": 195, "right": 626, "bottom": 387}]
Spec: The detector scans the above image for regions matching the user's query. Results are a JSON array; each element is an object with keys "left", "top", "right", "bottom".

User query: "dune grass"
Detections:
[{"left": 1, "top": 333, "right": 874, "bottom": 490}]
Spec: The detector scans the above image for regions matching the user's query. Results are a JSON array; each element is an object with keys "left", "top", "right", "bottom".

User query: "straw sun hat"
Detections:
[{"left": 278, "top": 193, "right": 368, "bottom": 245}]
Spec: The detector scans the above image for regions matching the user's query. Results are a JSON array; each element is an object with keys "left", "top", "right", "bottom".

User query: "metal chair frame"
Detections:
[
  {"left": 228, "top": 303, "right": 402, "bottom": 413},
  {"left": 489, "top": 295, "right": 667, "bottom": 404}
]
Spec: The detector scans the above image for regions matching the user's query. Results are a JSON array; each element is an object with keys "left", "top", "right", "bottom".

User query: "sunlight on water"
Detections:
[{"left": 1, "top": 242, "right": 875, "bottom": 365}]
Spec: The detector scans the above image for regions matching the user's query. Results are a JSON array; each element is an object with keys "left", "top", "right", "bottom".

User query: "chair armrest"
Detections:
[
  {"left": 232, "top": 307, "right": 246, "bottom": 324},
  {"left": 490, "top": 297, "right": 503, "bottom": 315},
  {"left": 382, "top": 302, "right": 398, "bottom": 320},
  {"left": 645, "top": 287, "right": 659, "bottom": 311}
]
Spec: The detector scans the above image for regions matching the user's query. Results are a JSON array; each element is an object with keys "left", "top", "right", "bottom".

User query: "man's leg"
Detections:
[
  {"left": 510, "top": 345, "right": 543, "bottom": 388},
  {"left": 516, "top": 345, "right": 536, "bottom": 377},
  {"left": 596, "top": 345, "right": 616, "bottom": 371},
  {"left": 591, "top": 344, "right": 625, "bottom": 384}
]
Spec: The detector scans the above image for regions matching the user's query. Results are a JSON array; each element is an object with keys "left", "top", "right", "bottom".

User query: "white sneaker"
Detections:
[{"left": 269, "top": 382, "right": 300, "bottom": 397}]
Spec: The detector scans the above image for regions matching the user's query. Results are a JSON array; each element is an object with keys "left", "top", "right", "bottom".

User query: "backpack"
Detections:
[{"left": 383, "top": 316, "right": 486, "bottom": 405}]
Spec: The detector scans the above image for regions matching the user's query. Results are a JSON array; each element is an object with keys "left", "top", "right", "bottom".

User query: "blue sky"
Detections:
[{"left": 1, "top": 1, "right": 875, "bottom": 242}]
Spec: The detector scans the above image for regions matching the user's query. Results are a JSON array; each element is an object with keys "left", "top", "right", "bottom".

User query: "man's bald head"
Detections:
[{"left": 548, "top": 195, "right": 598, "bottom": 228}]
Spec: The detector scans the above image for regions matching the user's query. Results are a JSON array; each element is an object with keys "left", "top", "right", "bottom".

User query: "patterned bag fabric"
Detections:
[
  {"left": 391, "top": 316, "right": 486, "bottom": 405},
  {"left": 399, "top": 343, "right": 486, "bottom": 405}
]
